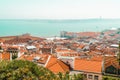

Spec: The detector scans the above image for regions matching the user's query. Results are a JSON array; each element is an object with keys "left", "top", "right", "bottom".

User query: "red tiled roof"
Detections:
[
  {"left": 0, "top": 39, "right": 4, "bottom": 42},
  {"left": 4, "top": 37, "right": 31, "bottom": 44},
  {"left": 66, "top": 32, "right": 100, "bottom": 38},
  {"left": 91, "top": 56, "right": 103, "bottom": 62},
  {"left": 56, "top": 48, "right": 77, "bottom": 53},
  {"left": 1, "top": 52, "right": 11, "bottom": 60},
  {"left": 74, "top": 58, "right": 102, "bottom": 73},
  {"left": 77, "top": 44, "right": 85, "bottom": 49},
  {"left": 7, "top": 46, "right": 19, "bottom": 49},
  {"left": 18, "top": 55, "right": 34, "bottom": 61},
  {"left": 18, "top": 54, "right": 50, "bottom": 63},
  {"left": 37, "top": 55, "right": 49, "bottom": 64},
  {"left": 45, "top": 56, "right": 69, "bottom": 73},
  {"left": 104, "top": 56, "right": 120, "bottom": 69}
]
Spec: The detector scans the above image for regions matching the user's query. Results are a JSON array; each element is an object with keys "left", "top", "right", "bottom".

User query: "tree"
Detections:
[
  {"left": 103, "top": 76, "right": 120, "bottom": 80},
  {"left": 73, "top": 74, "right": 84, "bottom": 80},
  {"left": 0, "top": 60, "right": 57, "bottom": 80},
  {"left": 0, "top": 60, "right": 85, "bottom": 80},
  {"left": 57, "top": 72, "right": 84, "bottom": 80},
  {"left": 12, "top": 55, "right": 18, "bottom": 59}
]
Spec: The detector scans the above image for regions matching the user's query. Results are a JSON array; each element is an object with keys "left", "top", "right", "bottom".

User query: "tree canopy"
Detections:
[
  {"left": 0, "top": 60, "right": 57, "bottom": 80},
  {"left": 0, "top": 60, "right": 84, "bottom": 80}
]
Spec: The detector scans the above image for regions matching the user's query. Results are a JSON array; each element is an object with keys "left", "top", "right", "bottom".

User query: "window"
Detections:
[
  {"left": 94, "top": 75, "right": 99, "bottom": 80},
  {"left": 105, "top": 65, "right": 117, "bottom": 74},
  {"left": 88, "top": 75, "right": 93, "bottom": 79}
]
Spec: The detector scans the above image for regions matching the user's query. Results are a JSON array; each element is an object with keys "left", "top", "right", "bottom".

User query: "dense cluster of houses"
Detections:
[{"left": 0, "top": 29, "right": 120, "bottom": 80}]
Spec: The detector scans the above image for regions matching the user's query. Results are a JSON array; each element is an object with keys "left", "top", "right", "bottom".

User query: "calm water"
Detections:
[{"left": 0, "top": 19, "right": 120, "bottom": 37}]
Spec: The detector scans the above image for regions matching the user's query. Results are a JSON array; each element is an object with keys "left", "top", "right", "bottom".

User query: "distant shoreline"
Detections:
[
  {"left": 0, "top": 19, "right": 120, "bottom": 37},
  {"left": 0, "top": 18, "right": 120, "bottom": 21}
]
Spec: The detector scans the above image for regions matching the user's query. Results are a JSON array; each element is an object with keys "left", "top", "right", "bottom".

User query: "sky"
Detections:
[{"left": 0, "top": 0, "right": 120, "bottom": 19}]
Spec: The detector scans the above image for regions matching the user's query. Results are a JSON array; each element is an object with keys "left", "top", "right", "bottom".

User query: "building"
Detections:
[
  {"left": 103, "top": 56, "right": 120, "bottom": 76},
  {"left": 45, "top": 56, "right": 70, "bottom": 74},
  {"left": 73, "top": 58, "right": 103, "bottom": 80},
  {"left": 0, "top": 52, "right": 12, "bottom": 60}
]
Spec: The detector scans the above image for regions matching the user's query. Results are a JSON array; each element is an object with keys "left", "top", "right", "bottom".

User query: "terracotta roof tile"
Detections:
[
  {"left": 104, "top": 56, "right": 120, "bottom": 69},
  {"left": 1, "top": 52, "right": 11, "bottom": 60},
  {"left": 45, "top": 56, "right": 69, "bottom": 73},
  {"left": 74, "top": 58, "right": 102, "bottom": 73}
]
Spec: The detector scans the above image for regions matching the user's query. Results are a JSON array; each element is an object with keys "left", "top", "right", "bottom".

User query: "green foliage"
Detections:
[
  {"left": 12, "top": 55, "right": 18, "bottom": 59},
  {"left": 103, "top": 76, "right": 120, "bottom": 80},
  {"left": 57, "top": 72, "right": 70, "bottom": 80},
  {"left": 24, "top": 52, "right": 27, "bottom": 54},
  {"left": 73, "top": 74, "right": 84, "bottom": 80},
  {"left": 116, "top": 31, "right": 120, "bottom": 34},
  {"left": 0, "top": 60, "right": 57, "bottom": 80},
  {"left": 0, "top": 60, "right": 84, "bottom": 80},
  {"left": 57, "top": 72, "right": 84, "bottom": 80},
  {"left": 58, "top": 72, "right": 63, "bottom": 80}
]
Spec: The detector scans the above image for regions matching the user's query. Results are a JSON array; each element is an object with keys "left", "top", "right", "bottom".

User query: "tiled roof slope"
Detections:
[
  {"left": 104, "top": 56, "right": 120, "bottom": 69},
  {"left": 0, "top": 52, "right": 10, "bottom": 60},
  {"left": 74, "top": 58, "right": 102, "bottom": 73},
  {"left": 45, "top": 56, "right": 69, "bottom": 73}
]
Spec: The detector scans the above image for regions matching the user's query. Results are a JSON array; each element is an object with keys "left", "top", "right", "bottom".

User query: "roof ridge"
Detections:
[
  {"left": 47, "top": 61, "right": 58, "bottom": 68},
  {"left": 56, "top": 60, "right": 69, "bottom": 72},
  {"left": 45, "top": 56, "right": 58, "bottom": 68}
]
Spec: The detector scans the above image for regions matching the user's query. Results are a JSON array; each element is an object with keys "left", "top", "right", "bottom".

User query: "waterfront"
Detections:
[{"left": 0, "top": 19, "right": 120, "bottom": 37}]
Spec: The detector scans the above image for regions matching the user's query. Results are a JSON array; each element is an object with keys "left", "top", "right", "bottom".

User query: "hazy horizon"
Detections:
[
  {"left": 0, "top": 18, "right": 120, "bottom": 20},
  {"left": 0, "top": 0, "right": 120, "bottom": 19}
]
